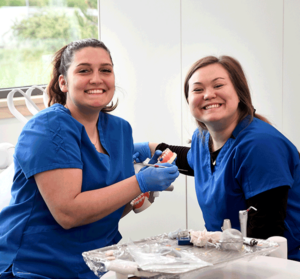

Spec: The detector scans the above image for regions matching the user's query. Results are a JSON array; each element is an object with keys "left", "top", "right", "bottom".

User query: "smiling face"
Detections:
[
  {"left": 59, "top": 47, "right": 115, "bottom": 115},
  {"left": 187, "top": 63, "right": 240, "bottom": 131}
]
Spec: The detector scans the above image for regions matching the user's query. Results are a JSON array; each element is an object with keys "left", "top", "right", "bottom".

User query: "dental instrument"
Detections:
[
  {"left": 239, "top": 206, "right": 257, "bottom": 238},
  {"left": 142, "top": 163, "right": 188, "bottom": 172}
]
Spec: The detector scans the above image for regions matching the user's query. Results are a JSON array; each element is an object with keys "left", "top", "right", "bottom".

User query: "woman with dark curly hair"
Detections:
[
  {"left": 0, "top": 38, "right": 179, "bottom": 278},
  {"left": 134, "top": 55, "right": 300, "bottom": 261}
]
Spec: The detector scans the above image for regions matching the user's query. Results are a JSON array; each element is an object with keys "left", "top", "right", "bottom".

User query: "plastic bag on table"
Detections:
[
  {"left": 0, "top": 163, "right": 14, "bottom": 213},
  {"left": 126, "top": 240, "right": 212, "bottom": 273}
]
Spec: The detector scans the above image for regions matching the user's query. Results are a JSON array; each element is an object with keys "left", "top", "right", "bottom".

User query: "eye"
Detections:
[
  {"left": 215, "top": 84, "right": 223, "bottom": 88},
  {"left": 100, "top": 68, "right": 113, "bottom": 73},
  {"left": 78, "top": 69, "right": 90, "bottom": 73},
  {"left": 193, "top": 88, "right": 203, "bottom": 93}
]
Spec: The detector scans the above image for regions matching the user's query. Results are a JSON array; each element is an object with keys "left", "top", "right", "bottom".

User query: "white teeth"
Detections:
[
  {"left": 159, "top": 149, "right": 170, "bottom": 159},
  {"left": 205, "top": 104, "right": 221, "bottom": 110},
  {"left": 86, "top": 89, "right": 104, "bottom": 94}
]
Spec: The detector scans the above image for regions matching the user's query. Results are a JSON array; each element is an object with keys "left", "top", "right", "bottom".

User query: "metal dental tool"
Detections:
[
  {"left": 239, "top": 206, "right": 257, "bottom": 237},
  {"left": 243, "top": 237, "right": 258, "bottom": 246},
  {"left": 142, "top": 163, "right": 188, "bottom": 172}
]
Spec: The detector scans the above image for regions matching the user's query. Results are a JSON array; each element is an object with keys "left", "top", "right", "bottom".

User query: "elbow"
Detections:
[
  {"left": 60, "top": 222, "right": 73, "bottom": 230},
  {"left": 55, "top": 214, "right": 77, "bottom": 230}
]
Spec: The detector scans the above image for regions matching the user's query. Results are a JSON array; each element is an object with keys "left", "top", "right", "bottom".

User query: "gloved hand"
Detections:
[
  {"left": 136, "top": 163, "right": 179, "bottom": 193},
  {"left": 133, "top": 142, "right": 151, "bottom": 163},
  {"left": 147, "top": 150, "right": 162, "bottom": 164}
]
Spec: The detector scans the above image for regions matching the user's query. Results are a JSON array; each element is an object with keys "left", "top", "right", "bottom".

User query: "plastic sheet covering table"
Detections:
[{"left": 82, "top": 233, "right": 278, "bottom": 279}]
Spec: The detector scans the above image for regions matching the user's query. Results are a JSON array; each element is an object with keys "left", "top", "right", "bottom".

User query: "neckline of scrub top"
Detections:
[
  {"left": 53, "top": 104, "right": 110, "bottom": 157},
  {"left": 206, "top": 114, "right": 247, "bottom": 172},
  {"left": 97, "top": 112, "right": 110, "bottom": 158},
  {"left": 208, "top": 115, "right": 252, "bottom": 172}
]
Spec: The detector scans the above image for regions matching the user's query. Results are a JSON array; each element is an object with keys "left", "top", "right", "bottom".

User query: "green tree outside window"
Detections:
[{"left": 0, "top": 0, "right": 98, "bottom": 88}]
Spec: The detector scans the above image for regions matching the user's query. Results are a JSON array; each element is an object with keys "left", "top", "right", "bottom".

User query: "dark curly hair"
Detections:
[{"left": 47, "top": 38, "right": 118, "bottom": 113}]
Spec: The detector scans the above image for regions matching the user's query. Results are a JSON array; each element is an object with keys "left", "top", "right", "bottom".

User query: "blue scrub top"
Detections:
[
  {"left": 187, "top": 116, "right": 300, "bottom": 260},
  {"left": 0, "top": 104, "right": 135, "bottom": 278}
]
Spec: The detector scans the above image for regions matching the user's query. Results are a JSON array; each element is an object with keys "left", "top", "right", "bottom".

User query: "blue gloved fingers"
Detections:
[
  {"left": 148, "top": 150, "right": 163, "bottom": 165},
  {"left": 133, "top": 152, "right": 141, "bottom": 163},
  {"left": 133, "top": 142, "right": 151, "bottom": 163},
  {"left": 159, "top": 165, "right": 180, "bottom": 180},
  {"left": 136, "top": 164, "right": 179, "bottom": 193},
  {"left": 155, "top": 163, "right": 178, "bottom": 172}
]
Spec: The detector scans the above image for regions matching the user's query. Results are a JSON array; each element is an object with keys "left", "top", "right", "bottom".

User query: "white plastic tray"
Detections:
[{"left": 82, "top": 233, "right": 278, "bottom": 278}]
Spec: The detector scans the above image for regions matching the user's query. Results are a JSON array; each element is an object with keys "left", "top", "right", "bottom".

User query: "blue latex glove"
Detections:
[
  {"left": 136, "top": 163, "right": 179, "bottom": 193},
  {"left": 136, "top": 155, "right": 179, "bottom": 193},
  {"left": 138, "top": 150, "right": 162, "bottom": 172},
  {"left": 133, "top": 142, "right": 151, "bottom": 163},
  {"left": 148, "top": 150, "right": 162, "bottom": 164}
]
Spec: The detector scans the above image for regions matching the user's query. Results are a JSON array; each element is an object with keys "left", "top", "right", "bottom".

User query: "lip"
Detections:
[{"left": 202, "top": 103, "right": 222, "bottom": 110}]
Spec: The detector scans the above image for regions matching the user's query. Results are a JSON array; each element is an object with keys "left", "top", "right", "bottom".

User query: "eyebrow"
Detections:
[
  {"left": 192, "top": 77, "right": 225, "bottom": 85},
  {"left": 76, "top": 63, "right": 113, "bottom": 67}
]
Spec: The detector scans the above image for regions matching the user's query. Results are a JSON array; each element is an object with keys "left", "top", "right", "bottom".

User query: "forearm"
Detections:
[
  {"left": 63, "top": 176, "right": 141, "bottom": 228},
  {"left": 149, "top": 142, "right": 159, "bottom": 157},
  {"left": 35, "top": 169, "right": 142, "bottom": 230},
  {"left": 246, "top": 186, "right": 289, "bottom": 239}
]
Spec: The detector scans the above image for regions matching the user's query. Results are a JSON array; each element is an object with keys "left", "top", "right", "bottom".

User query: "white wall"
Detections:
[
  {"left": 99, "top": 0, "right": 300, "bottom": 241},
  {"left": 0, "top": 117, "right": 28, "bottom": 145},
  {"left": 100, "top": 0, "right": 187, "bottom": 242},
  {"left": 283, "top": 0, "right": 300, "bottom": 149}
]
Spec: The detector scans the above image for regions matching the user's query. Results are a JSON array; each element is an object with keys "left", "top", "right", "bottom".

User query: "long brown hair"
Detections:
[
  {"left": 184, "top": 55, "right": 270, "bottom": 130},
  {"left": 47, "top": 38, "right": 118, "bottom": 113},
  {"left": 184, "top": 55, "right": 300, "bottom": 158}
]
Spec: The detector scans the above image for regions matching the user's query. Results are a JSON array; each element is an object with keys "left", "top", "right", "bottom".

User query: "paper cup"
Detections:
[{"left": 267, "top": 236, "right": 287, "bottom": 259}]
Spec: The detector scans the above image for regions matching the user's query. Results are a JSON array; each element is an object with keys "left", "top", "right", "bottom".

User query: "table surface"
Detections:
[{"left": 101, "top": 255, "right": 300, "bottom": 279}]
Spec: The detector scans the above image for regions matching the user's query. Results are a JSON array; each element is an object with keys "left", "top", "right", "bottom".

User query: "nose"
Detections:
[
  {"left": 203, "top": 88, "right": 216, "bottom": 100},
  {"left": 90, "top": 71, "right": 103, "bottom": 84}
]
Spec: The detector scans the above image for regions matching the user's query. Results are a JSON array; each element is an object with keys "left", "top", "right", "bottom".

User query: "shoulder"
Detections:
[
  {"left": 190, "top": 128, "right": 208, "bottom": 149},
  {"left": 18, "top": 104, "right": 83, "bottom": 149},
  {"left": 25, "top": 104, "right": 83, "bottom": 137},
  {"left": 191, "top": 128, "right": 207, "bottom": 141},
  {"left": 236, "top": 118, "right": 298, "bottom": 159},
  {"left": 239, "top": 118, "right": 292, "bottom": 145},
  {"left": 100, "top": 112, "right": 132, "bottom": 132},
  {"left": 25, "top": 104, "right": 79, "bottom": 128}
]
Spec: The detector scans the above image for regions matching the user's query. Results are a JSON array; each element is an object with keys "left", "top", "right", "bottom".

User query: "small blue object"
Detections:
[{"left": 178, "top": 237, "right": 192, "bottom": 245}]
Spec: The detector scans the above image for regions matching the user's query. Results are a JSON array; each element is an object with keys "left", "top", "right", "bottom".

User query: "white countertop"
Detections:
[{"left": 102, "top": 256, "right": 300, "bottom": 279}]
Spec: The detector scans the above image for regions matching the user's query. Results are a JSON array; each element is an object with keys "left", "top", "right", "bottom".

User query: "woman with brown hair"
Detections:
[
  {"left": 134, "top": 55, "right": 300, "bottom": 261},
  {"left": 0, "top": 38, "right": 179, "bottom": 278}
]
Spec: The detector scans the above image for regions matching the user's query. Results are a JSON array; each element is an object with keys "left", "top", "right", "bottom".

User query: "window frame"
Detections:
[{"left": 0, "top": 85, "right": 47, "bottom": 120}]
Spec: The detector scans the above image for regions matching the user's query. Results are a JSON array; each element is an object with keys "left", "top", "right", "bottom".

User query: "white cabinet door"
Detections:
[
  {"left": 100, "top": 0, "right": 185, "bottom": 242},
  {"left": 283, "top": 0, "right": 300, "bottom": 150}
]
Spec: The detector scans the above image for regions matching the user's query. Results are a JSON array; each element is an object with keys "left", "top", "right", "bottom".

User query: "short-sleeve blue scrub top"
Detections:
[
  {"left": 187, "top": 116, "right": 300, "bottom": 261},
  {"left": 0, "top": 104, "right": 135, "bottom": 278}
]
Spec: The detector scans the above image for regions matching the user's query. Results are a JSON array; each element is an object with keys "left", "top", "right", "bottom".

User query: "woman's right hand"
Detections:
[
  {"left": 133, "top": 142, "right": 151, "bottom": 163},
  {"left": 136, "top": 163, "right": 179, "bottom": 192}
]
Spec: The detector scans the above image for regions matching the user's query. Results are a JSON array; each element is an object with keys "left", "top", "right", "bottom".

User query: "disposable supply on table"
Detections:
[{"left": 82, "top": 232, "right": 279, "bottom": 279}]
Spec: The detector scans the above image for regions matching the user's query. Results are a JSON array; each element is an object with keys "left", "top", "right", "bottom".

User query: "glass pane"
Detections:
[{"left": 0, "top": 0, "right": 98, "bottom": 88}]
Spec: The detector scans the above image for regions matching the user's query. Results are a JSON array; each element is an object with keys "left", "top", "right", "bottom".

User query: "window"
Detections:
[
  {"left": 0, "top": 0, "right": 99, "bottom": 93},
  {"left": 0, "top": 0, "right": 98, "bottom": 119}
]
